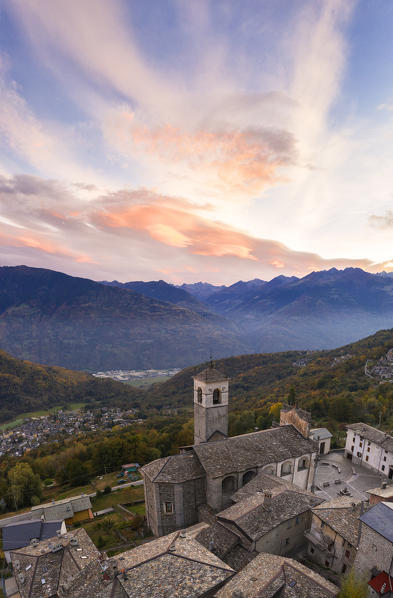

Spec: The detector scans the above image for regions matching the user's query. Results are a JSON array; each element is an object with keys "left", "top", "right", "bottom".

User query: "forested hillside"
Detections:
[
  {"left": 147, "top": 328, "right": 393, "bottom": 433},
  {"left": 0, "top": 350, "right": 142, "bottom": 421}
]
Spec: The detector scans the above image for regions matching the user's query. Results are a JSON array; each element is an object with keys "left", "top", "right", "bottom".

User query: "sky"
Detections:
[{"left": 1, "top": 0, "right": 393, "bottom": 284}]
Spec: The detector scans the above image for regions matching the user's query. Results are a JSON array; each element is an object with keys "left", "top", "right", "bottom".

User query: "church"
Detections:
[{"left": 141, "top": 365, "right": 318, "bottom": 537}]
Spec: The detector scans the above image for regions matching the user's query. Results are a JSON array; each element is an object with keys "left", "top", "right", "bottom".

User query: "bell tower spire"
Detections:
[{"left": 193, "top": 364, "right": 229, "bottom": 445}]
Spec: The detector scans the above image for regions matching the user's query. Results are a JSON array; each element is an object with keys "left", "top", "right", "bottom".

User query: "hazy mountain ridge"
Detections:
[{"left": 0, "top": 266, "right": 247, "bottom": 370}]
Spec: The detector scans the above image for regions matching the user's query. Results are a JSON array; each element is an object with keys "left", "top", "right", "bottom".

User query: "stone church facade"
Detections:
[{"left": 141, "top": 366, "right": 318, "bottom": 537}]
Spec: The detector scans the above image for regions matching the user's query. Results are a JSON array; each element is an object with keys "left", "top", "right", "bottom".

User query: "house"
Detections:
[
  {"left": 215, "top": 552, "right": 339, "bottom": 597},
  {"left": 10, "top": 528, "right": 101, "bottom": 598},
  {"left": 109, "top": 529, "right": 235, "bottom": 597},
  {"left": 345, "top": 422, "right": 393, "bottom": 477},
  {"left": 214, "top": 488, "right": 322, "bottom": 556},
  {"left": 30, "top": 495, "right": 93, "bottom": 525},
  {"left": 367, "top": 482, "right": 393, "bottom": 506},
  {"left": 310, "top": 428, "right": 332, "bottom": 455},
  {"left": 305, "top": 497, "right": 363, "bottom": 575},
  {"left": 355, "top": 501, "right": 393, "bottom": 579},
  {"left": 2, "top": 519, "right": 66, "bottom": 563},
  {"left": 141, "top": 366, "right": 318, "bottom": 537},
  {"left": 368, "top": 572, "right": 393, "bottom": 597},
  {"left": 121, "top": 463, "right": 140, "bottom": 475}
]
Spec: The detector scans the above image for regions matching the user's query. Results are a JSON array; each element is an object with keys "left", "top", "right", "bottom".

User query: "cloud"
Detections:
[
  {"left": 369, "top": 211, "right": 393, "bottom": 229},
  {"left": 378, "top": 103, "right": 393, "bottom": 111},
  {"left": 0, "top": 173, "right": 390, "bottom": 284}
]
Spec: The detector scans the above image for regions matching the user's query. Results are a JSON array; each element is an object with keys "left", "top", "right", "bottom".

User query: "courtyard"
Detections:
[{"left": 313, "top": 450, "right": 385, "bottom": 501}]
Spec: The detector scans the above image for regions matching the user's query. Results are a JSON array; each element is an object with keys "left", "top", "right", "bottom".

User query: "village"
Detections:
[
  {"left": 2, "top": 364, "right": 393, "bottom": 597},
  {"left": 0, "top": 407, "right": 140, "bottom": 458}
]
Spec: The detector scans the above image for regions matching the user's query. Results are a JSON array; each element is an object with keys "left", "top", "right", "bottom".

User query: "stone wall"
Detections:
[
  {"left": 256, "top": 511, "right": 311, "bottom": 556},
  {"left": 280, "top": 406, "right": 311, "bottom": 438},
  {"left": 355, "top": 522, "right": 393, "bottom": 578}
]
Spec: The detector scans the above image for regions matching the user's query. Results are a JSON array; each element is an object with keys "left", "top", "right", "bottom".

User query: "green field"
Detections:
[
  {"left": 125, "top": 375, "right": 170, "bottom": 388},
  {"left": 1, "top": 402, "right": 86, "bottom": 430}
]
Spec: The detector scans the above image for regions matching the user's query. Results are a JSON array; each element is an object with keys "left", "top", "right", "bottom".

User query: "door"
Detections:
[{"left": 320, "top": 442, "right": 325, "bottom": 455}]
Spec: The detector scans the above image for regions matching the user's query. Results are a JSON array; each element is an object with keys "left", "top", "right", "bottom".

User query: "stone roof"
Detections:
[
  {"left": 215, "top": 552, "right": 339, "bottom": 597},
  {"left": 347, "top": 422, "right": 393, "bottom": 452},
  {"left": 193, "top": 367, "right": 228, "bottom": 383},
  {"left": 310, "top": 428, "right": 333, "bottom": 441},
  {"left": 193, "top": 425, "right": 316, "bottom": 479},
  {"left": 195, "top": 521, "right": 239, "bottom": 560},
  {"left": 30, "top": 495, "right": 92, "bottom": 521},
  {"left": 312, "top": 497, "right": 363, "bottom": 546},
  {"left": 218, "top": 490, "right": 322, "bottom": 542},
  {"left": 10, "top": 528, "right": 100, "bottom": 598},
  {"left": 112, "top": 530, "right": 235, "bottom": 597},
  {"left": 366, "top": 484, "right": 393, "bottom": 499},
  {"left": 232, "top": 471, "right": 314, "bottom": 503},
  {"left": 141, "top": 452, "right": 205, "bottom": 483}
]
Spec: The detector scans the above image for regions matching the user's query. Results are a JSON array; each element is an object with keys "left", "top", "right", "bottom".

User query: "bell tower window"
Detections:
[
  {"left": 197, "top": 388, "right": 202, "bottom": 403},
  {"left": 213, "top": 389, "right": 221, "bottom": 404}
]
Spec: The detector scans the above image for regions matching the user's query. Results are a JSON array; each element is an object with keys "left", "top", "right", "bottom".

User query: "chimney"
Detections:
[{"left": 264, "top": 491, "right": 272, "bottom": 509}]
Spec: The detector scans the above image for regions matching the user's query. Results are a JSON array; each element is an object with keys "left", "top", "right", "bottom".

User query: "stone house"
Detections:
[
  {"left": 345, "top": 422, "right": 393, "bottom": 477},
  {"left": 354, "top": 501, "right": 393, "bottom": 580},
  {"left": 215, "top": 552, "right": 339, "bottom": 598},
  {"left": 10, "top": 528, "right": 100, "bottom": 598},
  {"left": 213, "top": 487, "right": 322, "bottom": 556},
  {"left": 305, "top": 497, "right": 363, "bottom": 575},
  {"left": 141, "top": 366, "right": 318, "bottom": 537}
]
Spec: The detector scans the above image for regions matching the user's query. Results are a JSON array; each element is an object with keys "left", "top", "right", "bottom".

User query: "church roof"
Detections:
[
  {"left": 232, "top": 471, "right": 315, "bottom": 503},
  {"left": 141, "top": 453, "right": 205, "bottom": 483},
  {"left": 193, "top": 425, "right": 316, "bottom": 479},
  {"left": 193, "top": 367, "right": 228, "bottom": 383}
]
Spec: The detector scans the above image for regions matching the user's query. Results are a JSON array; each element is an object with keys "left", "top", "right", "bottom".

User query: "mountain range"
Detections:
[{"left": 0, "top": 265, "right": 393, "bottom": 370}]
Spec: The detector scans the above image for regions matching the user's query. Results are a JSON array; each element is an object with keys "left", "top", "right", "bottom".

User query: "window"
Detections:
[
  {"left": 351, "top": 446, "right": 354, "bottom": 452},
  {"left": 285, "top": 538, "right": 290, "bottom": 545},
  {"left": 281, "top": 462, "right": 292, "bottom": 476},
  {"left": 359, "top": 442, "right": 363, "bottom": 448},
  {"left": 197, "top": 388, "right": 202, "bottom": 403},
  {"left": 382, "top": 465, "right": 386, "bottom": 471},
  {"left": 345, "top": 550, "right": 350, "bottom": 559},
  {"left": 342, "top": 564, "right": 347, "bottom": 574},
  {"left": 298, "top": 458, "right": 308, "bottom": 471},
  {"left": 357, "top": 452, "right": 361, "bottom": 457},
  {"left": 325, "top": 561, "right": 330, "bottom": 567},
  {"left": 384, "top": 456, "right": 387, "bottom": 462},
  {"left": 164, "top": 502, "right": 174, "bottom": 514},
  {"left": 367, "top": 447, "right": 370, "bottom": 452},
  {"left": 366, "top": 456, "right": 369, "bottom": 462},
  {"left": 295, "top": 516, "right": 300, "bottom": 525},
  {"left": 310, "top": 547, "right": 314, "bottom": 554},
  {"left": 213, "top": 389, "right": 221, "bottom": 404},
  {"left": 352, "top": 437, "right": 355, "bottom": 443}
]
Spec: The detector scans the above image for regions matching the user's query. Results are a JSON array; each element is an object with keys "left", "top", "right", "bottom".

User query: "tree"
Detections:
[
  {"left": 338, "top": 569, "right": 368, "bottom": 598},
  {"left": 8, "top": 462, "right": 42, "bottom": 508},
  {"left": 59, "top": 458, "right": 90, "bottom": 487},
  {"left": 269, "top": 402, "right": 282, "bottom": 420}
]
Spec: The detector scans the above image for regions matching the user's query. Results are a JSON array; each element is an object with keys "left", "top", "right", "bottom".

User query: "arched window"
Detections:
[
  {"left": 197, "top": 388, "right": 202, "bottom": 403},
  {"left": 213, "top": 389, "right": 221, "bottom": 404},
  {"left": 242, "top": 470, "right": 256, "bottom": 486},
  {"left": 298, "top": 457, "right": 309, "bottom": 471},
  {"left": 281, "top": 461, "right": 292, "bottom": 476}
]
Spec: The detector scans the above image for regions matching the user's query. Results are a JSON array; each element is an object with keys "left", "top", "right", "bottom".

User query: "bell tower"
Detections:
[{"left": 193, "top": 365, "right": 229, "bottom": 445}]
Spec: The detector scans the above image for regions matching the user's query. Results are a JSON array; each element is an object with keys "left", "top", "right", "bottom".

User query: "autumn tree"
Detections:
[
  {"left": 8, "top": 462, "right": 42, "bottom": 508},
  {"left": 338, "top": 569, "right": 368, "bottom": 598}
]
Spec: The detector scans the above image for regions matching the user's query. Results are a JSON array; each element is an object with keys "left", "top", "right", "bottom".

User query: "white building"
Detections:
[
  {"left": 309, "top": 428, "right": 332, "bottom": 455},
  {"left": 345, "top": 423, "right": 393, "bottom": 478}
]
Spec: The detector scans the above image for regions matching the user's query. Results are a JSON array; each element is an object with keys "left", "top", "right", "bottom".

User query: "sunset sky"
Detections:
[{"left": 1, "top": 0, "right": 393, "bottom": 284}]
